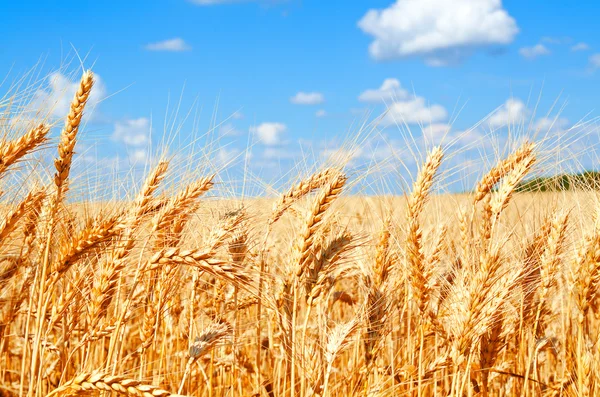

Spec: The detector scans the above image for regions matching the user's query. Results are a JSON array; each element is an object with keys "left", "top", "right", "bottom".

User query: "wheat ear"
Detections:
[
  {"left": 87, "top": 161, "right": 169, "bottom": 327},
  {"left": 321, "top": 319, "right": 358, "bottom": 397},
  {"left": 147, "top": 248, "right": 249, "bottom": 285},
  {"left": 153, "top": 175, "right": 215, "bottom": 236},
  {"left": 0, "top": 123, "right": 50, "bottom": 177},
  {"left": 28, "top": 71, "right": 94, "bottom": 396},
  {"left": 295, "top": 172, "right": 347, "bottom": 278},
  {"left": 53, "top": 70, "right": 94, "bottom": 199},
  {"left": 0, "top": 188, "right": 45, "bottom": 249},
  {"left": 407, "top": 146, "right": 443, "bottom": 315},
  {"left": 474, "top": 141, "right": 535, "bottom": 204},
  {"left": 178, "top": 321, "right": 232, "bottom": 394},
  {"left": 46, "top": 371, "right": 186, "bottom": 397},
  {"left": 270, "top": 167, "right": 341, "bottom": 224}
]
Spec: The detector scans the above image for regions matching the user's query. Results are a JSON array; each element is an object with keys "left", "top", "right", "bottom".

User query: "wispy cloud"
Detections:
[
  {"left": 519, "top": 44, "right": 551, "bottom": 60},
  {"left": 590, "top": 53, "right": 600, "bottom": 69},
  {"left": 572, "top": 42, "right": 590, "bottom": 52},
  {"left": 145, "top": 38, "right": 191, "bottom": 52},
  {"left": 541, "top": 36, "right": 571, "bottom": 45},
  {"left": 290, "top": 92, "right": 324, "bottom": 105},
  {"left": 219, "top": 122, "right": 243, "bottom": 136}
]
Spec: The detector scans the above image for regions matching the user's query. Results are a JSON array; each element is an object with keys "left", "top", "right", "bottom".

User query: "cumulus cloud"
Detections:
[
  {"left": 145, "top": 38, "right": 191, "bottom": 52},
  {"left": 383, "top": 97, "right": 447, "bottom": 126},
  {"left": 358, "top": 0, "right": 518, "bottom": 65},
  {"left": 519, "top": 44, "right": 550, "bottom": 60},
  {"left": 250, "top": 122, "right": 287, "bottom": 145},
  {"left": 487, "top": 98, "right": 529, "bottom": 128},
  {"left": 571, "top": 42, "right": 590, "bottom": 52},
  {"left": 112, "top": 118, "right": 151, "bottom": 146},
  {"left": 290, "top": 92, "right": 325, "bottom": 105},
  {"left": 31, "top": 72, "right": 106, "bottom": 122},
  {"left": 316, "top": 109, "right": 327, "bottom": 118},
  {"left": 358, "top": 78, "right": 409, "bottom": 102}
]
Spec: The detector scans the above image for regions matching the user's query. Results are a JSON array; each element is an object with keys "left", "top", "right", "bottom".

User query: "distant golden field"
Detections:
[{"left": 3, "top": 71, "right": 600, "bottom": 397}]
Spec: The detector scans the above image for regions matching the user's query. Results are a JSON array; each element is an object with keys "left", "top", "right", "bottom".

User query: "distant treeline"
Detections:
[{"left": 515, "top": 171, "right": 600, "bottom": 192}]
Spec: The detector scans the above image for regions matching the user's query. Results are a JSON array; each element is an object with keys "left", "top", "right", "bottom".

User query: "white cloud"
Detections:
[
  {"left": 590, "top": 53, "right": 600, "bottom": 69},
  {"left": 290, "top": 92, "right": 325, "bottom": 105},
  {"left": 219, "top": 122, "right": 242, "bottom": 136},
  {"left": 422, "top": 123, "right": 451, "bottom": 143},
  {"left": 383, "top": 97, "right": 447, "bottom": 125},
  {"left": 358, "top": 78, "right": 409, "bottom": 102},
  {"left": 129, "top": 149, "right": 148, "bottom": 164},
  {"left": 316, "top": 109, "right": 327, "bottom": 117},
  {"left": 534, "top": 117, "right": 569, "bottom": 132},
  {"left": 31, "top": 72, "right": 106, "bottom": 122},
  {"left": 216, "top": 147, "right": 244, "bottom": 165},
  {"left": 263, "top": 147, "right": 296, "bottom": 160},
  {"left": 145, "top": 38, "right": 191, "bottom": 52},
  {"left": 571, "top": 42, "right": 590, "bottom": 52},
  {"left": 320, "top": 147, "right": 364, "bottom": 163},
  {"left": 487, "top": 98, "right": 529, "bottom": 128},
  {"left": 454, "top": 128, "right": 487, "bottom": 146},
  {"left": 358, "top": 0, "right": 518, "bottom": 65},
  {"left": 541, "top": 36, "right": 571, "bottom": 45},
  {"left": 250, "top": 122, "right": 287, "bottom": 145},
  {"left": 112, "top": 118, "right": 151, "bottom": 146},
  {"left": 231, "top": 111, "right": 244, "bottom": 119},
  {"left": 519, "top": 44, "right": 550, "bottom": 60}
]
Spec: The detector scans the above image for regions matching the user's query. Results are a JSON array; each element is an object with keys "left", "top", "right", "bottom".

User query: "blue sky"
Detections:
[{"left": 2, "top": 0, "right": 600, "bottom": 193}]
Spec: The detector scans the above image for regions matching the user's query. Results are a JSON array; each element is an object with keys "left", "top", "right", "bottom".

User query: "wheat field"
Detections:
[{"left": 2, "top": 70, "right": 600, "bottom": 397}]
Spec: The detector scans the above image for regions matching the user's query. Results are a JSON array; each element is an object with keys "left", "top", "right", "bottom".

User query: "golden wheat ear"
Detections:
[
  {"left": 0, "top": 188, "right": 45, "bottom": 249},
  {"left": 0, "top": 123, "right": 50, "bottom": 177},
  {"left": 295, "top": 172, "right": 347, "bottom": 279},
  {"left": 407, "top": 146, "right": 443, "bottom": 316},
  {"left": 270, "top": 167, "right": 342, "bottom": 225},
  {"left": 474, "top": 141, "right": 535, "bottom": 204},
  {"left": 53, "top": 70, "right": 94, "bottom": 199},
  {"left": 46, "top": 371, "right": 187, "bottom": 397}
]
